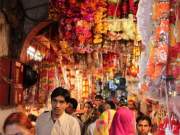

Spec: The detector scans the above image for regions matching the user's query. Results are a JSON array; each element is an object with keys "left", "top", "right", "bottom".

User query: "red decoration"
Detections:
[
  {"left": 169, "top": 43, "right": 180, "bottom": 58},
  {"left": 129, "top": 0, "right": 134, "bottom": 14},
  {"left": 157, "top": 116, "right": 180, "bottom": 135},
  {"left": 122, "top": 0, "right": 129, "bottom": 17},
  {"left": 129, "top": 65, "right": 139, "bottom": 77},
  {"left": 107, "top": 3, "right": 121, "bottom": 17}
]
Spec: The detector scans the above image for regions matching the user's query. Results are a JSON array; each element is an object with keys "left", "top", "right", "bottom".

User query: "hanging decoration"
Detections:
[
  {"left": 136, "top": 0, "right": 180, "bottom": 134},
  {"left": 136, "top": 0, "right": 153, "bottom": 89},
  {"left": 23, "top": 0, "right": 142, "bottom": 103},
  {"left": 0, "top": 11, "right": 9, "bottom": 57},
  {"left": 20, "top": 2, "right": 180, "bottom": 135},
  {"left": 142, "top": 0, "right": 180, "bottom": 99},
  {"left": 141, "top": 0, "right": 170, "bottom": 97}
]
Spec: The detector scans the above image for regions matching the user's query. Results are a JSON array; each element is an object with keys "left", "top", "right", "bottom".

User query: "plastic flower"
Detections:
[{"left": 93, "top": 34, "right": 103, "bottom": 44}]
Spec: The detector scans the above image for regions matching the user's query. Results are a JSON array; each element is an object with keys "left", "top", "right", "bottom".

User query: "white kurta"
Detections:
[
  {"left": 36, "top": 111, "right": 54, "bottom": 135},
  {"left": 51, "top": 112, "right": 81, "bottom": 135},
  {"left": 85, "top": 121, "right": 96, "bottom": 135}
]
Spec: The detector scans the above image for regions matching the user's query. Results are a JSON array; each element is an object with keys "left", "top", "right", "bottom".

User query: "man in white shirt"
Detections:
[{"left": 36, "top": 87, "right": 81, "bottom": 135}]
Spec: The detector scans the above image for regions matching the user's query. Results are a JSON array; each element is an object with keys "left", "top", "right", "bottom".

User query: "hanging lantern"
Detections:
[{"left": 129, "top": 64, "right": 139, "bottom": 77}]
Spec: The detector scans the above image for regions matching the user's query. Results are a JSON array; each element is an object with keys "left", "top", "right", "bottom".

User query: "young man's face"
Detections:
[
  {"left": 94, "top": 98, "right": 103, "bottom": 108},
  {"left": 137, "top": 120, "right": 151, "bottom": 135},
  {"left": 51, "top": 95, "right": 68, "bottom": 116},
  {"left": 83, "top": 103, "right": 92, "bottom": 113}
]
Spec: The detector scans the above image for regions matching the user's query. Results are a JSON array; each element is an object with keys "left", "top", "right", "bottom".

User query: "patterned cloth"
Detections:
[{"left": 94, "top": 109, "right": 116, "bottom": 135}]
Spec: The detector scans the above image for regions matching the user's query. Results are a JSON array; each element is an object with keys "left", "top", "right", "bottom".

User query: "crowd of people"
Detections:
[{"left": 3, "top": 87, "right": 155, "bottom": 135}]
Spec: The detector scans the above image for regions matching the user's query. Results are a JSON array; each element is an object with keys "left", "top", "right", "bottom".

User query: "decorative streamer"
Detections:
[
  {"left": 0, "top": 11, "right": 9, "bottom": 57},
  {"left": 136, "top": 0, "right": 153, "bottom": 46},
  {"left": 55, "top": 64, "right": 60, "bottom": 87}
]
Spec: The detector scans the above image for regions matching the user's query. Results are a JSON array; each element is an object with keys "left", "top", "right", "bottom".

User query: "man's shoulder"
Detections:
[
  {"left": 64, "top": 113, "right": 76, "bottom": 120},
  {"left": 89, "top": 121, "right": 96, "bottom": 128},
  {"left": 37, "top": 111, "right": 51, "bottom": 121},
  {"left": 63, "top": 113, "right": 79, "bottom": 124},
  {"left": 36, "top": 111, "right": 54, "bottom": 135}
]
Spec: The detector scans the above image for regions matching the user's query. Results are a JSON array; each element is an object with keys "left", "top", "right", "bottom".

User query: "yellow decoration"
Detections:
[
  {"left": 95, "top": 23, "right": 104, "bottom": 33},
  {"left": 93, "top": 34, "right": 103, "bottom": 44},
  {"left": 128, "top": 94, "right": 137, "bottom": 102},
  {"left": 174, "top": 19, "right": 180, "bottom": 42},
  {"left": 135, "top": 25, "right": 142, "bottom": 41},
  {"left": 107, "top": 19, "right": 122, "bottom": 32},
  {"left": 108, "top": 31, "right": 122, "bottom": 41},
  {"left": 59, "top": 40, "right": 73, "bottom": 55},
  {"left": 169, "top": 25, "right": 176, "bottom": 46},
  {"left": 94, "top": 110, "right": 116, "bottom": 135},
  {"left": 121, "top": 14, "right": 136, "bottom": 40},
  {"left": 108, "top": 0, "right": 119, "bottom": 3}
]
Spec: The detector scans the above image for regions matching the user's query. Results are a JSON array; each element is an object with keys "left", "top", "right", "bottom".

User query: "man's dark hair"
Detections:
[
  {"left": 51, "top": 87, "right": 70, "bottom": 102},
  {"left": 68, "top": 98, "right": 78, "bottom": 110},
  {"left": 105, "top": 100, "right": 116, "bottom": 109},
  {"left": 98, "top": 104, "right": 105, "bottom": 114},
  {"left": 28, "top": 114, "right": 37, "bottom": 122},
  {"left": 85, "top": 101, "right": 93, "bottom": 108},
  {"left": 95, "top": 94, "right": 103, "bottom": 100},
  {"left": 136, "top": 115, "right": 152, "bottom": 126}
]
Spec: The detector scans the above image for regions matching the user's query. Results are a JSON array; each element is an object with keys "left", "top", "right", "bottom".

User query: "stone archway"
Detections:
[{"left": 20, "top": 20, "right": 52, "bottom": 63}]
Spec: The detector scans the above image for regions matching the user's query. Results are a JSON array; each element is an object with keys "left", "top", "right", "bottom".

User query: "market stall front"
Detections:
[
  {"left": 16, "top": 0, "right": 180, "bottom": 133},
  {"left": 20, "top": 0, "right": 142, "bottom": 105},
  {"left": 0, "top": 0, "right": 179, "bottom": 134}
]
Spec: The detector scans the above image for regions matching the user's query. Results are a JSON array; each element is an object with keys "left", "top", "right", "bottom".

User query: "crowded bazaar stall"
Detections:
[
  {"left": 20, "top": 0, "right": 180, "bottom": 133},
  {"left": 20, "top": 0, "right": 142, "bottom": 104},
  {"left": 0, "top": 0, "right": 179, "bottom": 134}
]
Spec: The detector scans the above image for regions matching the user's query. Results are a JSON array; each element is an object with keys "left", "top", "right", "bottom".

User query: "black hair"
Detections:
[
  {"left": 136, "top": 115, "right": 152, "bottom": 126},
  {"left": 105, "top": 100, "right": 116, "bottom": 110},
  {"left": 28, "top": 114, "right": 37, "bottom": 122},
  {"left": 119, "top": 96, "right": 128, "bottom": 106},
  {"left": 95, "top": 95, "right": 103, "bottom": 100},
  {"left": 85, "top": 101, "right": 93, "bottom": 108},
  {"left": 51, "top": 87, "right": 70, "bottom": 102},
  {"left": 68, "top": 98, "right": 78, "bottom": 110},
  {"left": 98, "top": 104, "right": 105, "bottom": 114}
]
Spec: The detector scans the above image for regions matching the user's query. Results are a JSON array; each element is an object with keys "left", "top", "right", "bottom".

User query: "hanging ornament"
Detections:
[
  {"left": 129, "top": 64, "right": 139, "bottom": 77},
  {"left": 0, "top": 11, "right": 9, "bottom": 57},
  {"left": 136, "top": 0, "right": 153, "bottom": 46}
]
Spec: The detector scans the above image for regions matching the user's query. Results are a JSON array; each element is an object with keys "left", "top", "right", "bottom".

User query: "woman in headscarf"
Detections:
[
  {"left": 109, "top": 106, "right": 136, "bottom": 135},
  {"left": 94, "top": 109, "right": 116, "bottom": 135}
]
